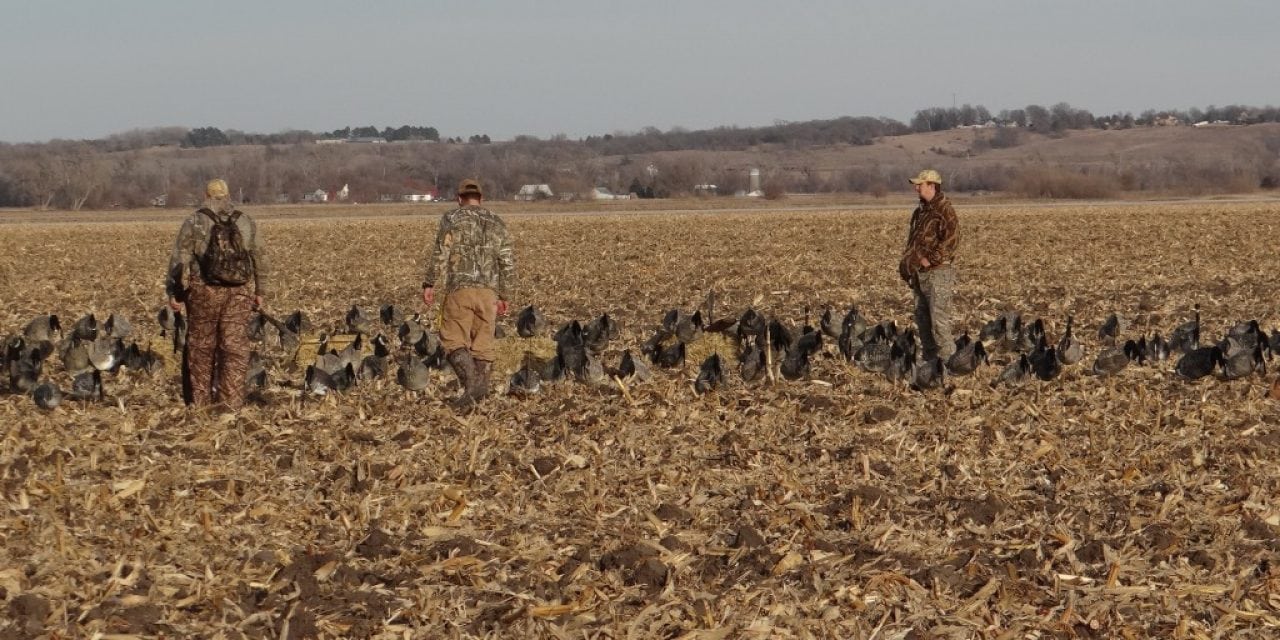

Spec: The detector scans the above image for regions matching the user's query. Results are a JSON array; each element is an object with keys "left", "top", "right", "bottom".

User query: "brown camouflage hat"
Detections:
[
  {"left": 908, "top": 169, "right": 942, "bottom": 185},
  {"left": 457, "top": 178, "right": 483, "bottom": 197}
]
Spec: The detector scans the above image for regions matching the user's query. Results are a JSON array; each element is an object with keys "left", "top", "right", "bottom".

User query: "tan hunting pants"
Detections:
[{"left": 440, "top": 287, "right": 498, "bottom": 362}]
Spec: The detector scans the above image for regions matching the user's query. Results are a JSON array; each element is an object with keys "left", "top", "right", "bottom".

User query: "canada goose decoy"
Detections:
[
  {"left": 345, "top": 305, "right": 372, "bottom": 335},
  {"left": 738, "top": 340, "right": 767, "bottom": 383},
  {"left": 837, "top": 326, "right": 862, "bottom": 362},
  {"left": 70, "top": 313, "right": 99, "bottom": 342},
  {"left": 308, "top": 362, "right": 356, "bottom": 396},
  {"left": 999, "top": 312, "right": 1023, "bottom": 352},
  {"left": 581, "top": 352, "right": 607, "bottom": 385},
  {"left": 978, "top": 314, "right": 1006, "bottom": 344},
  {"left": 245, "top": 352, "right": 268, "bottom": 391},
  {"left": 619, "top": 349, "right": 652, "bottom": 382},
  {"left": 247, "top": 312, "right": 267, "bottom": 342},
  {"left": 1030, "top": 341, "right": 1061, "bottom": 381},
  {"left": 675, "top": 310, "right": 704, "bottom": 343},
  {"left": 333, "top": 334, "right": 365, "bottom": 371},
  {"left": 736, "top": 308, "right": 767, "bottom": 344},
  {"left": 1057, "top": 316, "right": 1084, "bottom": 365},
  {"left": 62, "top": 340, "right": 93, "bottom": 374},
  {"left": 584, "top": 313, "right": 615, "bottom": 355},
  {"left": 854, "top": 340, "right": 894, "bottom": 375},
  {"left": 395, "top": 354, "right": 431, "bottom": 392},
  {"left": 23, "top": 314, "right": 61, "bottom": 343},
  {"left": 694, "top": 353, "right": 724, "bottom": 394},
  {"left": 379, "top": 304, "right": 406, "bottom": 327},
  {"left": 399, "top": 317, "right": 427, "bottom": 349},
  {"left": 284, "top": 310, "right": 310, "bottom": 335},
  {"left": 819, "top": 307, "right": 840, "bottom": 339},
  {"left": 781, "top": 329, "right": 822, "bottom": 380},
  {"left": 1221, "top": 344, "right": 1266, "bottom": 380},
  {"left": 509, "top": 353, "right": 543, "bottom": 395},
  {"left": 766, "top": 318, "right": 792, "bottom": 356},
  {"left": 1175, "top": 345, "right": 1224, "bottom": 380},
  {"left": 554, "top": 320, "right": 589, "bottom": 378},
  {"left": 893, "top": 328, "right": 919, "bottom": 363},
  {"left": 1144, "top": 332, "right": 1170, "bottom": 363},
  {"left": 104, "top": 313, "right": 132, "bottom": 340},
  {"left": 1018, "top": 318, "right": 1045, "bottom": 354},
  {"left": 69, "top": 369, "right": 103, "bottom": 401},
  {"left": 946, "top": 335, "right": 988, "bottom": 375},
  {"left": 121, "top": 342, "right": 162, "bottom": 374},
  {"left": 1092, "top": 339, "right": 1140, "bottom": 376},
  {"left": 516, "top": 305, "right": 546, "bottom": 338},
  {"left": 88, "top": 337, "right": 125, "bottom": 372},
  {"left": 359, "top": 336, "right": 391, "bottom": 380},
  {"left": 841, "top": 307, "right": 868, "bottom": 343},
  {"left": 1097, "top": 313, "right": 1122, "bottom": 344},
  {"left": 885, "top": 343, "right": 914, "bottom": 382},
  {"left": 32, "top": 382, "right": 62, "bottom": 410},
  {"left": 910, "top": 355, "right": 945, "bottom": 391},
  {"left": 1269, "top": 329, "right": 1280, "bottom": 356},
  {"left": 1169, "top": 305, "right": 1200, "bottom": 355},
  {"left": 156, "top": 307, "right": 177, "bottom": 337},
  {"left": 653, "top": 340, "right": 686, "bottom": 369},
  {"left": 992, "top": 353, "right": 1033, "bottom": 388},
  {"left": 172, "top": 311, "right": 188, "bottom": 354}
]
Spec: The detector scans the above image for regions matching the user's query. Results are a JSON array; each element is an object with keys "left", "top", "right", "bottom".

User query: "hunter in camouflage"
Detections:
[
  {"left": 422, "top": 178, "right": 516, "bottom": 409},
  {"left": 166, "top": 178, "right": 269, "bottom": 410},
  {"left": 900, "top": 169, "right": 960, "bottom": 362}
]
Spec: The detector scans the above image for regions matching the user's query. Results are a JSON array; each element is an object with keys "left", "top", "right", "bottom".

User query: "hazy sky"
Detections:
[{"left": 2, "top": 0, "right": 1277, "bottom": 143}]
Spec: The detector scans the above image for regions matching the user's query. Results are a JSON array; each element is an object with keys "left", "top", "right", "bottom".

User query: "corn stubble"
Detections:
[{"left": 1, "top": 202, "right": 1279, "bottom": 638}]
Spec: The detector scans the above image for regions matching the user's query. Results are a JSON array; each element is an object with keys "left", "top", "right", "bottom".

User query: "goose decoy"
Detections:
[
  {"left": 32, "top": 382, "right": 62, "bottom": 410},
  {"left": 172, "top": 311, "right": 188, "bottom": 354},
  {"left": 62, "top": 340, "right": 93, "bottom": 374},
  {"left": 104, "top": 313, "right": 132, "bottom": 340},
  {"left": 554, "top": 320, "right": 589, "bottom": 378},
  {"left": 1030, "top": 342, "right": 1060, "bottom": 381},
  {"left": 70, "top": 313, "right": 99, "bottom": 342},
  {"left": 516, "top": 305, "right": 546, "bottom": 338},
  {"left": 999, "top": 312, "right": 1023, "bottom": 352},
  {"left": 311, "top": 362, "right": 356, "bottom": 396},
  {"left": 1144, "top": 332, "right": 1170, "bottom": 363},
  {"left": 893, "top": 328, "right": 918, "bottom": 363},
  {"left": 411, "top": 330, "right": 440, "bottom": 358},
  {"left": 582, "top": 352, "right": 607, "bottom": 385},
  {"left": 23, "top": 315, "right": 61, "bottom": 343},
  {"left": 359, "top": 339, "right": 390, "bottom": 380},
  {"left": 735, "top": 308, "right": 767, "bottom": 343},
  {"left": 1092, "top": 339, "right": 1140, "bottom": 376},
  {"left": 1018, "top": 318, "right": 1045, "bottom": 354},
  {"left": 837, "top": 326, "right": 862, "bottom": 362},
  {"left": 675, "top": 310, "right": 703, "bottom": 344},
  {"left": 88, "top": 337, "right": 125, "bottom": 372},
  {"left": 1097, "top": 313, "right": 1122, "bottom": 344},
  {"left": 854, "top": 341, "right": 894, "bottom": 375},
  {"left": 738, "top": 340, "right": 767, "bottom": 383},
  {"left": 653, "top": 340, "right": 686, "bottom": 369},
  {"left": 284, "top": 310, "right": 310, "bottom": 335},
  {"left": 1175, "top": 345, "right": 1224, "bottom": 380},
  {"left": 156, "top": 307, "right": 177, "bottom": 337},
  {"left": 69, "top": 369, "right": 103, "bottom": 401},
  {"left": 245, "top": 352, "right": 268, "bottom": 391},
  {"left": 841, "top": 307, "right": 868, "bottom": 343},
  {"left": 1226, "top": 319, "right": 1263, "bottom": 350},
  {"left": 694, "top": 353, "right": 724, "bottom": 394},
  {"left": 946, "top": 336, "right": 988, "bottom": 375},
  {"left": 1169, "top": 305, "right": 1200, "bottom": 355},
  {"left": 509, "top": 353, "right": 543, "bottom": 395},
  {"left": 247, "top": 312, "right": 268, "bottom": 342},
  {"left": 885, "top": 343, "right": 914, "bottom": 382},
  {"left": 909, "top": 355, "right": 945, "bottom": 391},
  {"left": 819, "top": 307, "right": 840, "bottom": 339},
  {"left": 584, "top": 313, "right": 615, "bottom": 355},
  {"left": 121, "top": 342, "right": 162, "bottom": 374},
  {"left": 1056, "top": 316, "right": 1084, "bottom": 365},
  {"left": 781, "top": 329, "right": 822, "bottom": 380},
  {"left": 1269, "top": 328, "right": 1280, "bottom": 356},
  {"left": 334, "top": 334, "right": 365, "bottom": 371},
  {"left": 345, "top": 305, "right": 372, "bottom": 335},
  {"left": 379, "top": 304, "right": 406, "bottom": 327},
  {"left": 1221, "top": 344, "right": 1266, "bottom": 380},
  {"left": 978, "top": 314, "right": 1006, "bottom": 344},
  {"left": 395, "top": 354, "right": 431, "bottom": 392},
  {"left": 766, "top": 318, "right": 792, "bottom": 356},
  {"left": 619, "top": 349, "right": 652, "bottom": 382},
  {"left": 399, "top": 317, "right": 427, "bottom": 349},
  {"left": 992, "top": 353, "right": 1032, "bottom": 387}
]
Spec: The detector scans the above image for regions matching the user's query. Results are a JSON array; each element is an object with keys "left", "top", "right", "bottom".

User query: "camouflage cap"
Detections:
[
  {"left": 457, "top": 178, "right": 483, "bottom": 197},
  {"left": 908, "top": 169, "right": 943, "bottom": 185},
  {"left": 206, "top": 178, "right": 230, "bottom": 199}
]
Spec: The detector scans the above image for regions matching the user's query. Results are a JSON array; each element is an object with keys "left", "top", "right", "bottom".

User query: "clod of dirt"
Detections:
[
  {"left": 730, "top": 525, "right": 765, "bottom": 549},
  {"left": 631, "top": 558, "right": 669, "bottom": 591},
  {"left": 864, "top": 405, "right": 897, "bottom": 424},
  {"left": 532, "top": 456, "right": 560, "bottom": 476},
  {"left": 7, "top": 593, "right": 50, "bottom": 635},
  {"left": 654, "top": 502, "right": 693, "bottom": 523}
]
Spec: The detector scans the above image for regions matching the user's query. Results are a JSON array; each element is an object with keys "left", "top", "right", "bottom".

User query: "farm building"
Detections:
[
  {"left": 301, "top": 189, "right": 329, "bottom": 203},
  {"left": 514, "top": 184, "right": 554, "bottom": 201}
]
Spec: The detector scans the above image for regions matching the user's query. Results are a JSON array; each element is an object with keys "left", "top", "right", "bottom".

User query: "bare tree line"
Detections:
[{"left": 1, "top": 103, "right": 1278, "bottom": 209}]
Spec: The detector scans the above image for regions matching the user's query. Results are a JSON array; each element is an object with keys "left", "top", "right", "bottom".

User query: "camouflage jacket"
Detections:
[
  {"left": 165, "top": 199, "right": 269, "bottom": 298},
  {"left": 424, "top": 205, "right": 516, "bottom": 299},
  {"left": 900, "top": 191, "right": 959, "bottom": 282}
]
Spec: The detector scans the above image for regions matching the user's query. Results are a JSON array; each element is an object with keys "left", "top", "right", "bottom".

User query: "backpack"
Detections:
[{"left": 198, "top": 208, "right": 255, "bottom": 286}]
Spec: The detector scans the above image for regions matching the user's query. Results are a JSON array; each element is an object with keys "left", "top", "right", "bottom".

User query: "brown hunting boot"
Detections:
[{"left": 446, "top": 348, "right": 477, "bottom": 410}]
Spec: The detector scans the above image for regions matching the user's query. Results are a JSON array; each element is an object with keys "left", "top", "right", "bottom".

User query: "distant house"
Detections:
[
  {"left": 337, "top": 184, "right": 350, "bottom": 201},
  {"left": 150, "top": 194, "right": 167, "bottom": 207},
  {"left": 589, "top": 187, "right": 619, "bottom": 200},
  {"left": 301, "top": 189, "right": 329, "bottom": 203},
  {"left": 514, "top": 184, "right": 554, "bottom": 201},
  {"left": 402, "top": 190, "right": 434, "bottom": 203},
  {"left": 349, "top": 137, "right": 387, "bottom": 144},
  {"left": 693, "top": 184, "right": 718, "bottom": 196}
]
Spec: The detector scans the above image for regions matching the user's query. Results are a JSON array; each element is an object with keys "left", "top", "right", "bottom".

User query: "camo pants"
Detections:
[
  {"left": 184, "top": 279, "right": 254, "bottom": 408},
  {"left": 913, "top": 265, "right": 956, "bottom": 361},
  {"left": 440, "top": 287, "right": 498, "bottom": 362}
]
